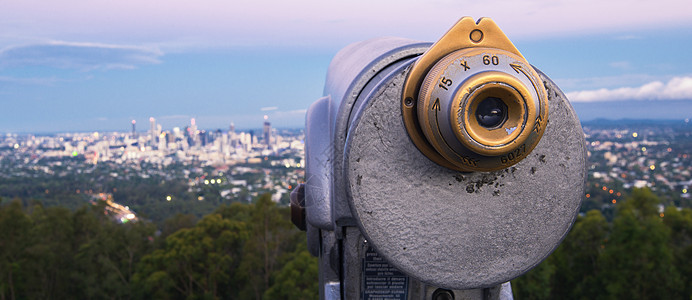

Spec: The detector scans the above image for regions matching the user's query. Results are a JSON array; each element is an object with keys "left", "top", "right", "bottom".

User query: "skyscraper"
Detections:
[
  {"left": 131, "top": 120, "right": 136, "bottom": 139},
  {"left": 228, "top": 122, "right": 237, "bottom": 149},
  {"left": 190, "top": 118, "right": 199, "bottom": 146},
  {"left": 263, "top": 115, "right": 271, "bottom": 146},
  {"left": 149, "top": 117, "right": 157, "bottom": 148}
]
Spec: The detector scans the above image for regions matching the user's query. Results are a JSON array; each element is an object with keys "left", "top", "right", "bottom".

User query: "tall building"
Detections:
[
  {"left": 263, "top": 115, "right": 271, "bottom": 146},
  {"left": 229, "top": 122, "right": 237, "bottom": 148},
  {"left": 149, "top": 117, "right": 157, "bottom": 148},
  {"left": 190, "top": 118, "right": 200, "bottom": 146},
  {"left": 131, "top": 120, "right": 136, "bottom": 139},
  {"left": 158, "top": 131, "right": 167, "bottom": 150}
]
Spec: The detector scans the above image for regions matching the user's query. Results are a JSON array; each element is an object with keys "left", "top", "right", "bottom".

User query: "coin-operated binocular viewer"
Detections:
[{"left": 291, "top": 17, "right": 586, "bottom": 300}]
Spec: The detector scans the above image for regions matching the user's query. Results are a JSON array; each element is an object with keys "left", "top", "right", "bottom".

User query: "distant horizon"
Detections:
[
  {"left": 2, "top": 125, "right": 305, "bottom": 136},
  {"left": 3, "top": 100, "right": 691, "bottom": 135}
]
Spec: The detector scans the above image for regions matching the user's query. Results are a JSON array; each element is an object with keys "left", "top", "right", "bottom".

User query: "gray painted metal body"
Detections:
[
  {"left": 305, "top": 38, "right": 433, "bottom": 299},
  {"left": 322, "top": 38, "right": 432, "bottom": 229},
  {"left": 305, "top": 96, "right": 334, "bottom": 230},
  {"left": 305, "top": 36, "right": 585, "bottom": 299},
  {"left": 344, "top": 60, "right": 586, "bottom": 289},
  {"left": 305, "top": 38, "right": 430, "bottom": 230}
]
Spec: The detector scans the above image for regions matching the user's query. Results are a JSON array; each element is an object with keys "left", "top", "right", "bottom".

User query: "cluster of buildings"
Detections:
[
  {"left": 2, "top": 117, "right": 304, "bottom": 168},
  {"left": 584, "top": 120, "right": 691, "bottom": 202},
  {"left": 0, "top": 117, "right": 305, "bottom": 214},
  {"left": 4, "top": 118, "right": 691, "bottom": 218}
]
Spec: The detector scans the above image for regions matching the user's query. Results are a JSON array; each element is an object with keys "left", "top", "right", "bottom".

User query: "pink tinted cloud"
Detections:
[{"left": 2, "top": 0, "right": 691, "bottom": 49}]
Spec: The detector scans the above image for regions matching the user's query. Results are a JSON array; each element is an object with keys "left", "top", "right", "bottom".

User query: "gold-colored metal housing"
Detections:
[
  {"left": 402, "top": 17, "right": 548, "bottom": 171},
  {"left": 456, "top": 72, "right": 530, "bottom": 156}
]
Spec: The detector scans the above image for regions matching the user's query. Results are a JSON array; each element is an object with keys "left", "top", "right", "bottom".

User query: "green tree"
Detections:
[
  {"left": 134, "top": 212, "right": 249, "bottom": 299},
  {"left": 66, "top": 203, "right": 155, "bottom": 299},
  {"left": 158, "top": 213, "right": 198, "bottom": 247},
  {"left": 513, "top": 210, "right": 610, "bottom": 300},
  {"left": 0, "top": 199, "right": 32, "bottom": 300},
  {"left": 511, "top": 256, "right": 555, "bottom": 300},
  {"left": 662, "top": 206, "right": 692, "bottom": 297},
  {"left": 264, "top": 244, "right": 319, "bottom": 300},
  {"left": 22, "top": 205, "right": 75, "bottom": 299},
  {"left": 237, "top": 194, "right": 300, "bottom": 299},
  {"left": 554, "top": 209, "right": 609, "bottom": 299},
  {"left": 0, "top": 194, "right": 316, "bottom": 299},
  {"left": 599, "top": 188, "right": 682, "bottom": 299}
]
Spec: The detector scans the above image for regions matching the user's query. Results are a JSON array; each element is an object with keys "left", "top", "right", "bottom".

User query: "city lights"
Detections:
[
  {"left": 90, "top": 193, "right": 139, "bottom": 223},
  {"left": 583, "top": 122, "right": 691, "bottom": 216}
]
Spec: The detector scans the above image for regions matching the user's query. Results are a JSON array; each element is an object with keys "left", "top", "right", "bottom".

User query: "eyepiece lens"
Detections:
[{"left": 476, "top": 97, "right": 507, "bottom": 129}]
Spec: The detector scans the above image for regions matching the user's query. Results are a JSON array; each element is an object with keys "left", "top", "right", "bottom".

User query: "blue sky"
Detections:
[{"left": 1, "top": 0, "right": 692, "bottom": 133}]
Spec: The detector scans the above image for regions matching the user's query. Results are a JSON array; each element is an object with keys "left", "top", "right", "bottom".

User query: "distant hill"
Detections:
[
  {"left": 581, "top": 118, "right": 691, "bottom": 128},
  {"left": 570, "top": 100, "right": 692, "bottom": 121}
]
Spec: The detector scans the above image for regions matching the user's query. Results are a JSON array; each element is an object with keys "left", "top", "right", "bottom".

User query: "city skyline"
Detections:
[
  {"left": 5, "top": 114, "right": 279, "bottom": 135},
  {"left": 2, "top": 0, "right": 692, "bottom": 133}
]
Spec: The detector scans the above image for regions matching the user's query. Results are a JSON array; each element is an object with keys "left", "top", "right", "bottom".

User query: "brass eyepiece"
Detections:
[{"left": 402, "top": 17, "right": 548, "bottom": 171}]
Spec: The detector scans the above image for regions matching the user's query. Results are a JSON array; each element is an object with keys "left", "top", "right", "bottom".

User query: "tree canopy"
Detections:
[
  {"left": 513, "top": 188, "right": 692, "bottom": 299},
  {"left": 0, "top": 194, "right": 317, "bottom": 300}
]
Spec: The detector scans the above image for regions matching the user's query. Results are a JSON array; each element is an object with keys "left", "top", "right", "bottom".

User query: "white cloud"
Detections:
[
  {"left": 567, "top": 77, "right": 692, "bottom": 102},
  {"left": 555, "top": 74, "right": 663, "bottom": 91},
  {"left": 0, "top": 40, "right": 162, "bottom": 70}
]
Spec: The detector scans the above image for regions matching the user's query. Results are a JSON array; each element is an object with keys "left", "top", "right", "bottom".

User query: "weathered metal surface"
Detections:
[
  {"left": 322, "top": 38, "right": 432, "bottom": 228},
  {"left": 344, "top": 61, "right": 586, "bottom": 289}
]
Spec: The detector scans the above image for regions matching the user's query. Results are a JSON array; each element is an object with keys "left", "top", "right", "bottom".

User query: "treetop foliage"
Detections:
[
  {"left": 513, "top": 188, "right": 692, "bottom": 299},
  {"left": 0, "top": 194, "right": 317, "bottom": 300}
]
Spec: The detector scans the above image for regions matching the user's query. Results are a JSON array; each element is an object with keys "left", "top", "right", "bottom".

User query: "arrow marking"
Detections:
[{"left": 431, "top": 98, "right": 440, "bottom": 111}]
